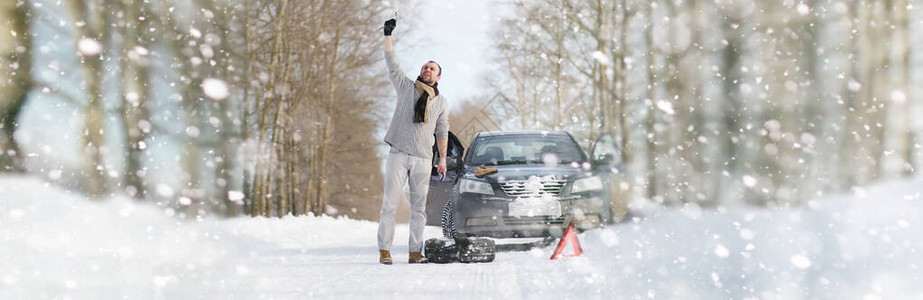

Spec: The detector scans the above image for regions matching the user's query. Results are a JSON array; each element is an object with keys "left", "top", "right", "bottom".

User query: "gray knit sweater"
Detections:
[{"left": 383, "top": 50, "right": 449, "bottom": 159}]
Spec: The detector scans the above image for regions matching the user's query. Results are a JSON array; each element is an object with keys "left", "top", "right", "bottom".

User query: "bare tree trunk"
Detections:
[
  {"left": 314, "top": 27, "right": 342, "bottom": 217},
  {"left": 844, "top": 0, "right": 880, "bottom": 186},
  {"left": 276, "top": 126, "right": 289, "bottom": 216},
  {"left": 304, "top": 145, "right": 316, "bottom": 215},
  {"left": 250, "top": 0, "right": 290, "bottom": 217},
  {"left": 160, "top": 0, "right": 220, "bottom": 217},
  {"left": 265, "top": 103, "right": 282, "bottom": 217},
  {"left": 809, "top": 0, "right": 851, "bottom": 193},
  {"left": 200, "top": 0, "right": 244, "bottom": 216},
  {"left": 553, "top": 12, "right": 564, "bottom": 130},
  {"left": 252, "top": 118, "right": 268, "bottom": 216},
  {"left": 663, "top": 0, "right": 688, "bottom": 205},
  {"left": 719, "top": 15, "right": 744, "bottom": 204},
  {"left": 241, "top": 0, "right": 255, "bottom": 216},
  {"left": 286, "top": 132, "right": 297, "bottom": 214},
  {"left": 0, "top": 0, "right": 31, "bottom": 172},
  {"left": 840, "top": 0, "right": 863, "bottom": 188},
  {"left": 68, "top": 0, "right": 109, "bottom": 196},
  {"left": 252, "top": 96, "right": 273, "bottom": 216},
  {"left": 882, "top": 0, "right": 911, "bottom": 177},
  {"left": 910, "top": 0, "right": 923, "bottom": 172},
  {"left": 117, "top": 0, "right": 152, "bottom": 199},
  {"left": 617, "top": 0, "right": 631, "bottom": 167},
  {"left": 865, "top": 1, "right": 889, "bottom": 180},
  {"left": 644, "top": 0, "right": 659, "bottom": 202}
]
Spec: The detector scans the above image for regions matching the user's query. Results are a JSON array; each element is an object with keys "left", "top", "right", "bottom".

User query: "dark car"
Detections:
[{"left": 425, "top": 130, "right": 629, "bottom": 239}]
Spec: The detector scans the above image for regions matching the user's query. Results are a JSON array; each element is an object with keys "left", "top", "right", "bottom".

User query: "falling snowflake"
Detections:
[
  {"left": 228, "top": 191, "right": 245, "bottom": 204},
  {"left": 48, "top": 169, "right": 63, "bottom": 181},
  {"left": 190, "top": 27, "right": 202, "bottom": 38},
  {"left": 185, "top": 126, "right": 200, "bottom": 138},
  {"left": 796, "top": 3, "right": 811, "bottom": 15},
  {"left": 236, "top": 265, "right": 250, "bottom": 275},
  {"left": 156, "top": 184, "right": 175, "bottom": 197},
  {"left": 201, "top": 78, "right": 229, "bottom": 100},
  {"left": 848, "top": 79, "right": 862, "bottom": 92},
  {"left": 77, "top": 38, "right": 102, "bottom": 56},
  {"left": 133, "top": 45, "right": 149, "bottom": 56},
  {"left": 656, "top": 100, "right": 675, "bottom": 115},
  {"left": 790, "top": 255, "right": 812, "bottom": 269},
  {"left": 592, "top": 51, "right": 610, "bottom": 65},
  {"left": 891, "top": 90, "right": 906, "bottom": 104},
  {"left": 739, "top": 228, "right": 755, "bottom": 240},
  {"left": 714, "top": 244, "right": 730, "bottom": 258}
]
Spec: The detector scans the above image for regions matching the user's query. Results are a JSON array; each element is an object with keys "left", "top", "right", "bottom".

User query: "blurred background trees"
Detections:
[
  {"left": 243, "top": 0, "right": 390, "bottom": 218},
  {"left": 3, "top": 0, "right": 921, "bottom": 219},
  {"left": 488, "top": 0, "right": 922, "bottom": 207},
  {"left": 8, "top": 0, "right": 405, "bottom": 219}
]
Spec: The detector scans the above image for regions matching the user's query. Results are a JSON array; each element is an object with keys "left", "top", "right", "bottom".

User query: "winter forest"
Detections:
[{"left": 2, "top": 0, "right": 922, "bottom": 220}]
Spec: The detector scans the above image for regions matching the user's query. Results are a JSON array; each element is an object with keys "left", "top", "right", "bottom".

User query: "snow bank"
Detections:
[
  {"left": 560, "top": 178, "right": 923, "bottom": 299},
  {"left": 0, "top": 176, "right": 246, "bottom": 298}
]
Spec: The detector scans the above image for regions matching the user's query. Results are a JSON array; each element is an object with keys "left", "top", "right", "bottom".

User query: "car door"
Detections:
[
  {"left": 425, "top": 131, "right": 465, "bottom": 226},
  {"left": 590, "top": 133, "right": 621, "bottom": 169},
  {"left": 590, "top": 133, "right": 630, "bottom": 223}
]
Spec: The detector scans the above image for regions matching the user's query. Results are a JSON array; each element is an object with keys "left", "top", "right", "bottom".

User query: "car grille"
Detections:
[{"left": 499, "top": 179, "right": 567, "bottom": 196}]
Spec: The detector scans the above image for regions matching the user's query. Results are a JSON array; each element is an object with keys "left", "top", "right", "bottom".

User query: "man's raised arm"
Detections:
[
  {"left": 382, "top": 18, "right": 411, "bottom": 92},
  {"left": 383, "top": 19, "right": 395, "bottom": 52}
]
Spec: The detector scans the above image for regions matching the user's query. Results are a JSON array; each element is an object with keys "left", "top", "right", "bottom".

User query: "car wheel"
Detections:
[{"left": 441, "top": 200, "right": 457, "bottom": 239}]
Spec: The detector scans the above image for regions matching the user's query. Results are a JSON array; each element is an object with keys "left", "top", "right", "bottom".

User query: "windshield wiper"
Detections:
[{"left": 496, "top": 160, "right": 530, "bottom": 165}]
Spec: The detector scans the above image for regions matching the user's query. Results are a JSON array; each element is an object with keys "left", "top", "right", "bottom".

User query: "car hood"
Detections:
[{"left": 463, "top": 164, "right": 592, "bottom": 183}]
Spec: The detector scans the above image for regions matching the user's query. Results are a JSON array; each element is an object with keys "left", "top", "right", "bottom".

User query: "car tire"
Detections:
[
  {"left": 441, "top": 200, "right": 457, "bottom": 239},
  {"left": 456, "top": 237, "right": 495, "bottom": 263}
]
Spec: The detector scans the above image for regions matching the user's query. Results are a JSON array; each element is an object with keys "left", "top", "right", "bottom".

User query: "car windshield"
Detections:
[{"left": 467, "top": 134, "right": 587, "bottom": 166}]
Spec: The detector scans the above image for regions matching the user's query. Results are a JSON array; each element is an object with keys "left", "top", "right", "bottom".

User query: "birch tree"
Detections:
[
  {"left": 0, "top": 0, "right": 31, "bottom": 172},
  {"left": 881, "top": 0, "right": 912, "bottom": 177},
  {"left": 67, "top": 0, "right": 111, "bottom": 196},
  {"left": 115, "top": 0, "right": 153, "bottom": 199}
]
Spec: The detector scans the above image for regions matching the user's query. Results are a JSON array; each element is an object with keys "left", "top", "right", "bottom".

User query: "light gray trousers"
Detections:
[{"left": 378, "top": 148, "right": 431, "bottom": 252}]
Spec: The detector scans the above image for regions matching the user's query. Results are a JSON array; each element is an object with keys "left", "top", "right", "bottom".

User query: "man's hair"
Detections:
[{"left": 427, "top": 61, "right": 442, "bottom": 76}]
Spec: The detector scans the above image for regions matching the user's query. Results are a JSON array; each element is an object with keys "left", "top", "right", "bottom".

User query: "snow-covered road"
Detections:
[{"left": 2, "top": 175, "right": 922, "bottom": 299}]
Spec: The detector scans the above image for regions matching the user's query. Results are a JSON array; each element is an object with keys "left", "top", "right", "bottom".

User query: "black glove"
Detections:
[{"left": 383, "top": 19, "right": 396, "bottom": 36}]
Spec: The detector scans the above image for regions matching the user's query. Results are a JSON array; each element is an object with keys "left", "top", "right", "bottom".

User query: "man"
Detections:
[{"left": 378, "top": 18, "right": 449, "bottom": 265}]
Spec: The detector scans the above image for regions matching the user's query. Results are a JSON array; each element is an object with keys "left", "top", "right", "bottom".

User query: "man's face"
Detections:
[{"left": 419, "top": 62, "right": 441, "bottom": 85}]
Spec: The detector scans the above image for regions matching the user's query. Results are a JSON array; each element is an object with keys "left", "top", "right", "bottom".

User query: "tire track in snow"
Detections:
[{"left": 472, "top": 258, "right": 523, "bottom": 299}]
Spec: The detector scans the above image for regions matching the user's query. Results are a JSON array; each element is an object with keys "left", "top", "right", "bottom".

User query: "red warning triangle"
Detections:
[{"left": 550, "top": 222, "right": 583, "bottom": 260}]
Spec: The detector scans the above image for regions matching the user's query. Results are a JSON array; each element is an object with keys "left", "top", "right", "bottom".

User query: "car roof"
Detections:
[{"left": 474, "top": 130, "right": 573, "bottom": 138}]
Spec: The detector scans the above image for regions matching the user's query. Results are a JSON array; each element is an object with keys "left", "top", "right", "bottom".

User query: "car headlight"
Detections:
[
  {"left": 460, "top": 178, "right": 494, "bottom": 195},
  {"left": 572, "top": 176, "right": 603, "bottom": 193}
]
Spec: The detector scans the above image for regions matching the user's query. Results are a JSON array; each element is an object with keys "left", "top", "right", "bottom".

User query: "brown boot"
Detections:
[
  {"left": 379, "top": 250, "right": 393, "bottom": 265},
  {"left": 408, "top": 252, "right": 428, "bottom": 264}
]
